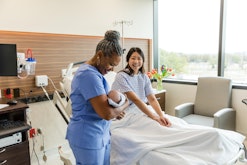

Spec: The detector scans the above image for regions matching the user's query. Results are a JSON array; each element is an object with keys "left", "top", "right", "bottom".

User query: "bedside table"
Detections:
[
  {"left": 0, "top": 102, "right": 31, "bottom": 165},
  {"left": 153, "top": 89, "right": 166, "bottom": 112}
]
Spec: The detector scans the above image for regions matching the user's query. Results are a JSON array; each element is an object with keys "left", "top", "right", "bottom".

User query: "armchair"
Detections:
[{"left": 175, "top": 77, "right": 236, "bottom": 130}]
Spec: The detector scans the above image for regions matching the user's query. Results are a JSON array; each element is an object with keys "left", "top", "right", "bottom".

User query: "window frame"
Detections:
[{"left": 153, "top": 0, "right": 247, "bottom": 89}]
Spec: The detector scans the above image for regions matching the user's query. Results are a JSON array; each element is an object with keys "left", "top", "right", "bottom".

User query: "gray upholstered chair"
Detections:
[{"left": 175, "top": 77, "right": 236, "bottom": 130}]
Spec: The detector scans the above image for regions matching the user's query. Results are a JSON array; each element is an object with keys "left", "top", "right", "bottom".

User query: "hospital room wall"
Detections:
[
  {"left": 0, "top": 0, "right": 153, "bottom": 39},
  {"left": 164, "top": 82, "right": 247, "bottom": 136},
  {"left": 0, "top": 0, "right": 153, "bottom": 98}
]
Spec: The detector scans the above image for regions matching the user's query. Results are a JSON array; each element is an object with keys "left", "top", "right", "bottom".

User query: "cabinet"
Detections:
[
  {"left": 0, "top": 101, "right": 31, "bottom": 165},
  {"left": 154, "top": 89, "right": 166, "bottom": 112}
]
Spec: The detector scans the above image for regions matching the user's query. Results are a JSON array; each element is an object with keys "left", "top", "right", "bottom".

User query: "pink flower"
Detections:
[{"left": 147, "top": 65, "right": 174, "bottom": 80}]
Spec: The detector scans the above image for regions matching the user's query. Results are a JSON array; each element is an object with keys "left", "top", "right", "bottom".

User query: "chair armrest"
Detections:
[
  {"left": 175, "top": 103, "right": 194, "bottom": 118},
  {"left": 213, "top": 108, "right": 236, "bottom": 130}
]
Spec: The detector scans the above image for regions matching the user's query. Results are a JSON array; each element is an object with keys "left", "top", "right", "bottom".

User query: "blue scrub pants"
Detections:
[{"left": 69, "top": 142, "right": 111, "bottom": 165}]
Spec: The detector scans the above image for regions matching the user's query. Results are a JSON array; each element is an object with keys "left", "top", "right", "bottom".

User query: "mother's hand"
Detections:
[{"left": 153, "top": 116, "right": 171, "bottom": 127}]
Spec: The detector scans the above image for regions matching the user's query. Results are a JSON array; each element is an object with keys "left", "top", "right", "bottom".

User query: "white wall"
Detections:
[
  {"left": 0, "top": 0, "right": 153, "bottom": 38},
  {"left": 164, "top": 83, "right": 247, "bottom": 135}
]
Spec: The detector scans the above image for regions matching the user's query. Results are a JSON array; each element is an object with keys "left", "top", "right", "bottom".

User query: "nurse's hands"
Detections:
[
  {"left": 116, "top": 111, "right": 126, "bottom": 120},
  {"left": 114, "top": 96, "right": 128, "bottom": 120}
]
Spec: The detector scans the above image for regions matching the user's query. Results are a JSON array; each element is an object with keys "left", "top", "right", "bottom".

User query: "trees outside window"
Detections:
[{"left": 157, "top": 0, "right": 247, "bottom": 85}]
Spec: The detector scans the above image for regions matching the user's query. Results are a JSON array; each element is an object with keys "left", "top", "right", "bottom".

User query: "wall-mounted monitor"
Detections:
[{"left": 0, "top": 44, "right": 17, "bottom": 76}]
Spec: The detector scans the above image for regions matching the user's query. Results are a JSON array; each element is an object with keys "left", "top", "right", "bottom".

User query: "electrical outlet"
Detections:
[
  {"left": 13, "top": 88, "right": 20, "bottom": 97},
  {"left": 35, "top": 75, "right": 48, "bottom": 87}
]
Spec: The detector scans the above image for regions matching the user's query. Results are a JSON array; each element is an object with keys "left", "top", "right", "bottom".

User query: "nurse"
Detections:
[{"left": 66, "top": 30, "right": 129, "bottom": 165}]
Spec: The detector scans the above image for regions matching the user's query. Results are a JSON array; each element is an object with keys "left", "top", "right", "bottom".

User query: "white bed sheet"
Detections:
[{"left": 110, "top": 106, "right": 246, "bottom": 165}]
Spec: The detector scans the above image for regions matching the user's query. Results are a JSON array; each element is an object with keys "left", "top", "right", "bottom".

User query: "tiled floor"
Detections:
[{"left": 28, "top": 100, "right": 247, "bottom": 165}]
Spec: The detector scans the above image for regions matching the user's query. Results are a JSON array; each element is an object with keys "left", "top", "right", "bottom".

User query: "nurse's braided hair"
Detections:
[{"left": 96, "top": 30, "right": 123, "bottom": 57}]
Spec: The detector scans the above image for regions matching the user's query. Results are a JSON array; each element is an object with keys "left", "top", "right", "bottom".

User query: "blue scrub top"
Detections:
[{"left": 66, "top": 64, "right": 111, "bottom": 149}]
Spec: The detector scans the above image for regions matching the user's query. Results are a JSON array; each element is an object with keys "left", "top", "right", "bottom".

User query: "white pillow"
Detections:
[{"left": 104, "top": 71, "right": 117, "bottom": 89}]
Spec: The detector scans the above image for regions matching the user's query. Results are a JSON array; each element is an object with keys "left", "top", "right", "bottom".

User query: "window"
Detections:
[
  {"left": 157, "top": 0, "right": 247, "bottom": 85},
  {"left": 224, "top": 0, "right": 247, "bottom": 85},
  {"left": 158, "top": 0, "right": 220, "bottom": 80}
]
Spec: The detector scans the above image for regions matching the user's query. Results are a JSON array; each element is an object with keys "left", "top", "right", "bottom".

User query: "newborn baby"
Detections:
[{"left": 108, "top": 90, "right": 126, "bottom": 107}]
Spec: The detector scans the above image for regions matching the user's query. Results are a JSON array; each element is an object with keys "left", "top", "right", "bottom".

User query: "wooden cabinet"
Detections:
[
  {"left": 0, "top": 101, "right": 31, "bottom": 165},
  {"left": 154, "top": 90, "right": 166, "bottom": 112}
]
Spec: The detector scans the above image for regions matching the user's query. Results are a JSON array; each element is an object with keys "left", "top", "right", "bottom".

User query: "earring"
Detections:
[{"left": 97, "top": 56, "right": 100, "bottom": 66}]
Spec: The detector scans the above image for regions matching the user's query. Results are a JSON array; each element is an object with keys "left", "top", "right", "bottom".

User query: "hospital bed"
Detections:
[
  {"left": 53, "top": 62, "right": 247, "bottom": 165},
  {"left": 53, "top": 61, "right": 85, "bottom": 124}
]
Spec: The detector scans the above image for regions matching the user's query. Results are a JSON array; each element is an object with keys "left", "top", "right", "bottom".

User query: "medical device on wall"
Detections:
[
  {"left": 17, "top": 48, "right": 36, "bottom": 79},
  {"left": 17, "top": 52, "right": 28, "bottom": 78},
  {"left": 25, "top": 48, "right": 36, "bottom": 75}
]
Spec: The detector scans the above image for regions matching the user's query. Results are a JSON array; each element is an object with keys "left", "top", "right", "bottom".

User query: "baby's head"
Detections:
[{"left": 108, "top": 90, "right": 121, "bottom": 104}]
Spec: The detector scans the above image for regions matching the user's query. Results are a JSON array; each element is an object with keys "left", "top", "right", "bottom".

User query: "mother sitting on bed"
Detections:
[
  {"left": 110, "top": 47, "right": 246, "bottom": 165},
  {"left": 112, "top": 47, "right": 171, "bottom": 127}
]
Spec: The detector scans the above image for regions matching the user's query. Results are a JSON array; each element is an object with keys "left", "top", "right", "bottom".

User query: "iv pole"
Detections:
[{"left": 113, "top": 20, "right": 133, "bottom": 68}]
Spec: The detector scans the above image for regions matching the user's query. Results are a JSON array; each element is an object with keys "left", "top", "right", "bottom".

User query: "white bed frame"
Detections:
[{"left": 53, "top": 62, "right": 247, "bottom": 165}]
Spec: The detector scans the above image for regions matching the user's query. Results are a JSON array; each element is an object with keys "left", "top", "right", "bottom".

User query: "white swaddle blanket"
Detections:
[{"left": 108, "top": 92, "right": 126, "bottom": 107}]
